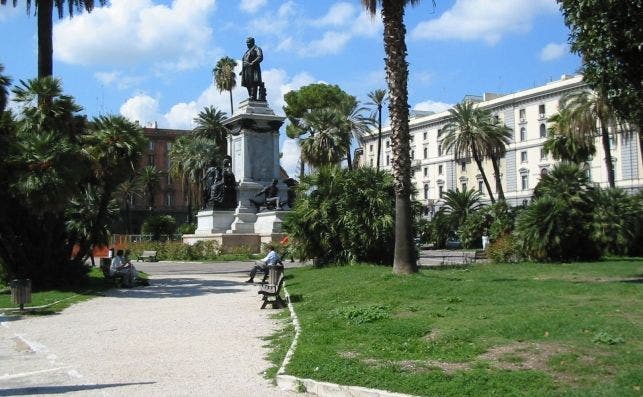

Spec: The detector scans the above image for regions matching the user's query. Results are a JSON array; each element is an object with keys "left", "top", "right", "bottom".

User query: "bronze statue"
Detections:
[
  {"left": 249, "top": 179, "right": 280, "bottom": 212},
  {"left": 240, "top": 37, "right": 264, "bottom": 101},
  {"left": 202, "top": 156, "right": 238, "bottom": 210}
]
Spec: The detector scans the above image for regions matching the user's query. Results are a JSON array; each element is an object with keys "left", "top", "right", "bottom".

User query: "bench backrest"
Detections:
[{"left": 142, "top": 250, "right": 157, "bottom": 255}]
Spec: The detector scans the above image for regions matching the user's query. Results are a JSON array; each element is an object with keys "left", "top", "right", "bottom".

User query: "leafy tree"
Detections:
[
  {"left": 558, "top": 0, "right": 643, "bottom": 160},
  {"left": 362, "top": 0, "right": 431, "bottom": 274},
  {"left": 544, "top": 106, "right": 596, "bottom": 163},
  {"left": 213, "top": 56, "right": 237, "bottom": 115},
  {"left": 141, "top": 214, "right": 177, "bottom": 241},
  {"left": 283, "top": 83, "right": 357, "bottom": 177},
  {"left": 169, "top": 134, "right": 219, "bottom": 210},
  {"left": 193, "top": 105, "right": 228, "bottom": 159},
  {"left": 367, "top": 88, "right": 387, "bottom": 171},
  {"left": 283, "top": 166, "right": 396, "bottom": 265},
  {"left": 562, "top": 90, "right": 619, "bottom": 188},
  {"left": 442, "top": 101, "right": 496, "bottom": 203},
  {"left": 1, "top": 0, "right": 106, "bottom": 78},
  {"left": 115, "top": 177, "right": 142, "bottom": 234},
  {"left": 299, "top": 108, "right": 348, "bottom": 168},
  {"left": 440, "top": 188, "right": 482, "bottom": 231},
  {"left": 458, "top": 208, "right": 491, "bottom": 249}
]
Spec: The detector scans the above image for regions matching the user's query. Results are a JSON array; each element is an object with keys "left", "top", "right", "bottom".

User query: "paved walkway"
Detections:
[{"left": 0, "top": 272, "right": 307, "bottom": 396}]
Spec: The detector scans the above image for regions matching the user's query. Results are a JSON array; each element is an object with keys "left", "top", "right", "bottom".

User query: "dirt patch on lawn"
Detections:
[{"left": 479, "top": 342, "right": 567, "bottom": 371}]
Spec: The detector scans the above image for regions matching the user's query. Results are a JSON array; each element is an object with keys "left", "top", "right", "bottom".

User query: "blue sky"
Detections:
[{"left": 0, "top": 0, "right": 580, "bottom": 176}]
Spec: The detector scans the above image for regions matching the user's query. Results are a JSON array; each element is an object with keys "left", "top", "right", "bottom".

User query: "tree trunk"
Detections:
[
  {"left": 346, "top": 147, "right": 353, "bottom": 170},
  {"left": 376, "top": 106, "right": 382, "bottom": 172},
  {"left": 37, "top": 0, "right": 54, "bottom": 79},
  {"left": 491, "top": 156, "right": 505, "bottom": 201},
  {"left": 228, "top": 89, "right": 234, "bottom": 116},
  {"left": 598, "top": 117, "right": 615, "bottom": 188},
  {"left": 382, "top": 2, "right": 417, "bottom": 274},
  {"left": 472, "top": 147, "right": 495, "bottom": 204}
]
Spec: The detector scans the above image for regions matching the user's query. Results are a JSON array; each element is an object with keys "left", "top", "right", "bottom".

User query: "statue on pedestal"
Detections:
[
  {"left": 240, "top": 37, "right": 266, "bottom": 101},
  {"left": 202, "top": 156, "right": 238, "bottom": 210},
  {"left": 249, "top": 179, "right": 280, "bottom": 212}
]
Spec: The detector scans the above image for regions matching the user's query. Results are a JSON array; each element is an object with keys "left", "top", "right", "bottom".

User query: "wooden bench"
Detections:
[
  {"left": 99, "top": 258, "right": 124, "bottom": 287},
  {"left": 472, "top": 250, "right": 487, "bottom": 262},
  {"left": 258, "top": 264, "right": 286, "bottom": 309},
  {"left": 137, "top": 250, "right": 158, "bottom": 262}
]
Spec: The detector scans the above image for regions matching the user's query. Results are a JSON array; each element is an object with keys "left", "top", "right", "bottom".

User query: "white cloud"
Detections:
[
  {"left": 312, "top": 2, "right": 356, "bottom": 27},
  {"left": 413, "top": 100, "right": 452, "bottom": 114},
  {"left": 119, "top": 94, "right": 163, "bottom": 126},
  {"left": 411, "top": 0, "right": 557, "bottom": 45},
  {"left": 306, "top": 31, "right": 352, "bottom": 57},
  {"left": 280, "top": 138, "right": 301, "bottom": 178},
  {"left": 53, "top": 0, "right": 216, "bottom": 71},
  {"left": 248, "top": 1, "right": 297, "bottom": 36},
  {"left": 240, "top": 0, "right": 267, "bottom": 13},
  {"left": 94, "top": 71, "right": 144, "bottom": 90},
  {"left": 539, "top": 42, "right": 568, "bottom": 61}
]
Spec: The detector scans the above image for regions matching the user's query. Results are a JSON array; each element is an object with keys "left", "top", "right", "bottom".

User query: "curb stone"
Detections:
[{"left": 276, "top": 283, "right": 419, "bottom": 397}]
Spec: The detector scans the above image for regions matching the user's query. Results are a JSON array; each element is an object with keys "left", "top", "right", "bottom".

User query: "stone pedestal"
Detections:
[
  {"left": 195, "top": 210, "right": 235, "bottom": 234},
  {"left": 255, "top": 211, "right": 287, "bottom": 234}
]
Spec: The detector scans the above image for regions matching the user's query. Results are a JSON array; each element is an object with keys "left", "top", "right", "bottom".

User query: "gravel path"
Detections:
[{"left": 0, "top": 274, "right": 305, "bottom": 396}]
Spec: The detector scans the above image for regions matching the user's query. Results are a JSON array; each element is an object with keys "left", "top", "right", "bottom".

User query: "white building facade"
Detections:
[{"left": 359, "top": 75, "right": 643, "bottom": 215}]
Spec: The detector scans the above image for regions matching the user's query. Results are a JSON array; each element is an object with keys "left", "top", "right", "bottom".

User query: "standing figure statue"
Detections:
[
  {"left": 240, "top": 37, "right": 264, "bottom": 101},
  {"left": 221, "top": 155, "right": 238, "bottom": 209},
  {"left": 201, "top": 161, "right": 219, "bottom": 209}
]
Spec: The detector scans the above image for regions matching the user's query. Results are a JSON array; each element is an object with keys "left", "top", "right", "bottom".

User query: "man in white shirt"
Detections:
[
  {"left": 246, "top": 245, "right": 280, "bottom": 283},
  {"left": 110, "top": 249, "right": 138, "bottom": 287}
]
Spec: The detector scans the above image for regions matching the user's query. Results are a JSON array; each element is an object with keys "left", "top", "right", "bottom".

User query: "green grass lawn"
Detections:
[
  {"left": 279, "top": 260, "right": 642, "bottom": 397},
  {"left": 0, "top": 267, "right": 147, "bottom": 315}
]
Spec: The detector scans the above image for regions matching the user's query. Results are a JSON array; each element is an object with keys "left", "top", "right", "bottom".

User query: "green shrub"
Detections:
[
  {"left": 177, "top": 222, "right": 197, "bottom": 235},
  {"left": 486, "top": 234, "right": 522, "bottom": 263},
  {"left": 459, "top": 209, "right": 491, "bottom": 249},
  {"left": 591, "top": 188, "right": 642, "bottom": 255},
  {"left": 193, "top": 240, "right": 222, "bottom": 260},
  {"left": 284, "top": 166, "right": 396, "bottom": 265},
  {"left": 141, "top": 215, "right": 177, "bottom": 240}
]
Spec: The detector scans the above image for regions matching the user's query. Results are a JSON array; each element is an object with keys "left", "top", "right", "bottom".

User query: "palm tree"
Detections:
[
  {"left": 544, "top": 107, "right": 596, "bottom": 163},
  {"left": 0, "top": 63, "right": 10, "bottom": 112},
  {"left": 442, "top": 101, "right": 496, "bottom": 203},
  {"left": 367, "top": 89, "right": 387, "bottom": 171},
  {"left": 115, "top": 177, "right": 142, "bottom": 234},
  {"left": 562, "top": 90, "right": 618, "bottom": 188},
  {"left": 213, "top": 56, "right": 238, "bottom": 116},
  {"left": 193, "top": 105, "right": 228, "bottom": 158},
  {"left": 441, "top": 188, "right": 482, "bottom": 230},
  {"left": 362, "top": 0, "right": 429, "bottom": 274},
  {"left": 336, "top": 102, "right": 376, "bottom": 170},
  {"left": 1, "top": 0, "right": 106, "bottom": 78},
  {"left": 139, "top": 165, "right": 161, "bottom": 211},
  {"left": 299, "top": 108, "right": 348, "bottom": 168},
  {"left": 482, "top": 120, "right": 512, "bottom": 201}
]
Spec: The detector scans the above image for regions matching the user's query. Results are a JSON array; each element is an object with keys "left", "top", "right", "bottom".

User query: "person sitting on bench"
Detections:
[
  {"left": 110, "top": 249, "right": 138, "bottom": 287},
  {"left": 246, "top": 244, "right": 280, "bottom": 283}
]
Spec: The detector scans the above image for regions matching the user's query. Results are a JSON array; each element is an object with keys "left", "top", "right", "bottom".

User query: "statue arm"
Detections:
[{"left": 255, "top": 47, "right": 263, "bottom": 64}]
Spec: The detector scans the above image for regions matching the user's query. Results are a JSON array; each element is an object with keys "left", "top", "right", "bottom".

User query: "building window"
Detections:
[
  {"left": 538, "top": 104, "right": 545, "bottom": 118},
  {"left": 437, "top": 128, "right": 442, "bottom": 137},
  {"left": 423, "top": 184, "right": 429, "bottom": 200},
  {"left": 461, "top": 161, "right": 466, "bottom": 172},
  {"left": 423, "top": 167, "right": 428, "bottom": 177},
  {"left": 520, "top": 127, "right": 526, "bottom": 142},
  {"left": 148, "top": 140, "right": 155, "bottom": 151},
  {"left": 369, "top": 144, "right": 373, "bottom": 152},
  {"left": 166, "top": 173, "right": 172, "bottom": 185},
  {"left": 438, "top": 185, "right": 444, "bottom": 198},
  {"left": 386, "top": 155, "right": 390, "bottom": 166},
  {"left": 586, "top": 167, "right": 592, "bottom": 182},
  {"left": 438, "top": 165, "right": 443, "bottom": 174},
  {"left": 540, "top": 168, "right": 548, "bottom": 176},
  {"left": 609, "top": 135, "right": 616, "bottom": 148},
  {"left": 423, "top": 132, "right": 427, "bottom": 140},
  {"left": 370, "top": 158, "right": 373, "bottom": 167},
  {"left": 521, "top": 151, "right": 528, "bottom": 162},
  {"left": 385, "top": 140, "right": 390, "bottom": 148},
  {"left": 493, "top": 115, "right": 499, "bottom": 124},
  {"left": 165, "top": 192, "right": 174, "bottom": 207},
  {"left": 540, "top": 123, "right": 547, "bottom": 138},
  {"left": 148, "top": 153, "right": 155, "bottom": 166},
  {"left": 461, "top": 182, "right": 467, "bottom": 192},
  {"left": 521, "top": 174, "right": 529, "bottom": 190},
  {"left": 519, "top": 108, "right": 526, "bottom": 123},
  {"left": 478, "top": 180, "right": 484, "bottom": 194},
  {"left": 411, "top": 150, "right": 415, "bottom": 160},
  {"left": 437, "top": 144, "right": 442, "bottom": 156},
  {"left": 423, "top": 147, "right": 428, "bottom": 159},
  {"left": 522, "top": 199, "right": 529, "bottom": 207},
  {"left": 166, "top": 141, "right": 172, "bottom": 153},
  {"left": 540, "top": 148, "right": 547, "bottom": 161}
]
